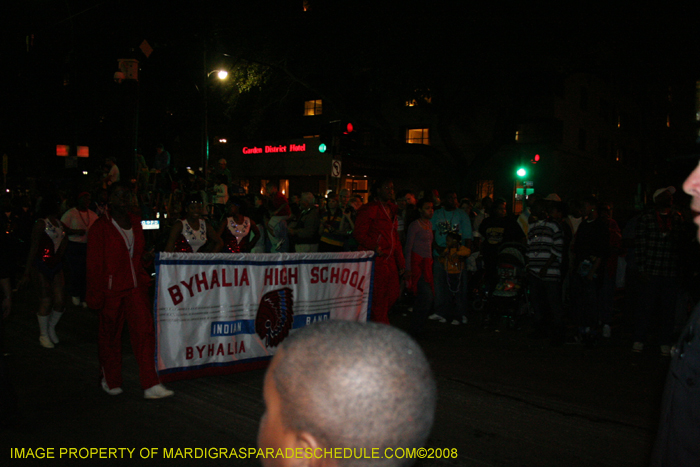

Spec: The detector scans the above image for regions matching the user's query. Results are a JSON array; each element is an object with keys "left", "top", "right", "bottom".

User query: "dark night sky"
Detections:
[{"left": 3, "top": 1, "right": 700, "bottom": 177}]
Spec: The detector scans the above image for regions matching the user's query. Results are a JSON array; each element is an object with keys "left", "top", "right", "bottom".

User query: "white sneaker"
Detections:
[
  {"left": 39, "top": 335, "right": 54, "bottom": 349},
  {"left": 81, "top": 302, "right": 88, "bottom": 309},
  {"left": 450, "top": 319, "right": 460, "bottom": 325},
  {"left": 632, "top": 342, "right": 644, "bottom": 353},
  {"left": 428, "top": 314, "right": 443, "bottom": 321},
  {"left": 462, "top": 316, "right": 468, "bottom": 324},
  {"left": 144, "top": 384, "right": 174, "bottom": 399},
  {"left": 439, "top": 318, "right": 447, "bottom": 323},
  {"left": 71, "top": 296, "right": 80, "bottom": 306},
  {"left": 602, "top": 324, "right": 611, "bottom": 338},
  {"left": 101, "top": 378, "right": 123, "bottom": 396}
]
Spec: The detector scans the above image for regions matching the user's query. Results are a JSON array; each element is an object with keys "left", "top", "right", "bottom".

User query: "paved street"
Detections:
[{"left": 1, "top": 286, "right": 671, "bottom": 467}]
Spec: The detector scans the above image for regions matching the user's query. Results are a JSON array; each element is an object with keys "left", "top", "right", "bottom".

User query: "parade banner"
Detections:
[{"left": 154, "top": 251, "right": 375, "bottom": 382}]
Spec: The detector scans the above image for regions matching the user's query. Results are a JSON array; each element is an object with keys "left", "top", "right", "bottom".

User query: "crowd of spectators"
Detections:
[{"left": 1, "top": 153, "right": 699, "bottom": 356}]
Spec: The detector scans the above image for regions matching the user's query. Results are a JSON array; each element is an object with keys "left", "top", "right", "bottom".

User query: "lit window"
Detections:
[
  {"left": 515, "top": 131, "right": 520, "bottom": 142},
  {"left": 304, "top": 100, "right": 322, "bottom": 116},
  {"left": 239, "top": 180, "right": 250, "bottom": 194},
  {"left": 406, "top": 128, "right": 429, "bottom": 145},
  {"left": 476, "top": 180, "right": 494, "bottom": 200},
  {"left": 667, "top": 115, "right": 671, "bottom": 128}
]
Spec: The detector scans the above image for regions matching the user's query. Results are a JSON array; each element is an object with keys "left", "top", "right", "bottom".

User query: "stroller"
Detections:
[{"left": 486, "top": 242, "right": 531, "bottom": 328}]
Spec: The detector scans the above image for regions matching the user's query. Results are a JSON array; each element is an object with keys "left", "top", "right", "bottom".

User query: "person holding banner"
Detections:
[
  {"left": 257, "top": 320, "right": 436, "bottom": 467},
  {"left": 86, "top": 183, "right": 173, "bottom": 399},
  {"left": 217, "top": 197, "right": 260, "bottom": 253},
  {"left": 354, "top": 179, "right": 405, "bottom": 324},
  {"left": 165, "top": 193, "right": 223, "bottom": 253}
]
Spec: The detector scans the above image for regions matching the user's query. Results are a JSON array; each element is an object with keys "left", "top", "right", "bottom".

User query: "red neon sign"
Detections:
[
  {"left": 56, "top": 145, "right": 70, "bottom": 157},
  {"left": 242, "top": 143, "right": 307, "bottom": 155}
]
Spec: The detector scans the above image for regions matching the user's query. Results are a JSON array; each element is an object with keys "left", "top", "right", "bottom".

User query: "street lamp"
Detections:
[{"left": 203, "top": 68, "right": 228, "bottom": 181}]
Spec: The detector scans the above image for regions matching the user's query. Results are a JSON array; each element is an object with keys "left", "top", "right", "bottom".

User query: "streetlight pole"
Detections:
[{"left": 202, "top": 49, "right": 228, "bottom": 184}]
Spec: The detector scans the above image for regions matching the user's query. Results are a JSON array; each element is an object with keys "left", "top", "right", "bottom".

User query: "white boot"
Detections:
[
  {"left": 48, "top": 310, "right": 63, "bottom": 344},
  {"left": 37, "top": 315, "right": 54, "bottom": 349}
]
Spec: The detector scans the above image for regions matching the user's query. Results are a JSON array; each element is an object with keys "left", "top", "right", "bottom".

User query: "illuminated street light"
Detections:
[{"left": 203, "top": 67, "right": 229, "bottom": 178}]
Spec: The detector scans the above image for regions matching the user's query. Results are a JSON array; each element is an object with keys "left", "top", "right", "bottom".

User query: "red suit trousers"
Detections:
[
  {"left": 99, "top": 288, "right": 159, "bottom": 390},
  {"left": 370, "top": 256, "right": 401, "bottom": 325}
]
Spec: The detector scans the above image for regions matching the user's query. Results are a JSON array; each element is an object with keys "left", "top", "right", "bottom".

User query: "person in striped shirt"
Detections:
[{"left": 526, "top": 199, "right": 565, "bottom": 345}]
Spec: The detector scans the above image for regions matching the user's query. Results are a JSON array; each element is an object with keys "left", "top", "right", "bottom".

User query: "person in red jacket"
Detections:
[
  {"left": 353, "top": 179, "right": 405, "bottom": 324},
  {"left": 86, "top": 183, "right": 173, "bottom": 399}
]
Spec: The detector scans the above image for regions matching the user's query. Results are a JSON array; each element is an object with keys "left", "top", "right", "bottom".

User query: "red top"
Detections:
[
  {"left": 353, "top": 201, "right": 405, "bottom": 270},
  {"left": 86, "top": 212, "right": 151, "bottom": 309},
  {"left": 272, "top": 192, "right": 290, "bottom": 217}
]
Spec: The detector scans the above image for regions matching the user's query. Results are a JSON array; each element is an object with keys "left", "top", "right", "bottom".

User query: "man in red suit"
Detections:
[
  {"left": 353, "top": 179, "right": 405, "bottom": 324},
  {"left": 86, "top": 183, "right": 173, "bottom": 399}
]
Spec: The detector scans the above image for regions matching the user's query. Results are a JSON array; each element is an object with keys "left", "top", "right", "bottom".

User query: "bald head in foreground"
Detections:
[{"left": 257, "top": 320, "right": 437, "bottom": 467}]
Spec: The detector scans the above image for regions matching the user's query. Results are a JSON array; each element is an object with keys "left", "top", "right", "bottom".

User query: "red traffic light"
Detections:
[
  {"left": 534, "top": 154, "right": 540, "bottom": 162},
  {"left": 345, "top": 123, "right": 354, "bottom": 134}
]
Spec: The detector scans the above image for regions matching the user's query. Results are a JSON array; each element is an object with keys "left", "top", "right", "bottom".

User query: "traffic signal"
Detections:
[
  {"left": 532, "top": 154, "right": 540, "bottom": 163},
  {"left": 516, "top": 167, "right": 527, "bottom": 178},
  {"left": 339, "top": 122, "right": 357, "bottom": 156},
  {"left": 318, "top": 121, "right": 338, "bottom": 154}
]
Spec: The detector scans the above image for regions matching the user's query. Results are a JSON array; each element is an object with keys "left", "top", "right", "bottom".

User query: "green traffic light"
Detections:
[
  {"left": 517, "top": 167, "right": 527, "bottom": 177},
  {"left": 318, "top": 143, "right": 327, "bottom": 153}
]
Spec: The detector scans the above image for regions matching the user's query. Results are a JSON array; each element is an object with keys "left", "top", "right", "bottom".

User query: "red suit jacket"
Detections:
[
  {"left": 353, "top": 201, "right": 405, "bottom": 270},
  {"left": 86, "top": 212, "right": 151, "bottom": 309}
]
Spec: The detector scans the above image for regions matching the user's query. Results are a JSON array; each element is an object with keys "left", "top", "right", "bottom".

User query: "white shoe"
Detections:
[
  {"left": 428, "top": 314, "right": 443, "bottom": 321},
  {"left": 144, "top": 384, "right": 174, "bottom": 399},
  {"left": 71, "top": 296, "right": 80, "bottom": 306},
  {"left": 450, "top": 319, "right": 460, "bottom": 325},
  {"left": 47, "top": 326, "right": 59, "bottom": 345},
  {"left": 101, "top": 378, "right": 123, "bottom": 396},
  {"left": 438, "top": 318, "right": 447, "bottom": 323},
  {"left": 48, "top": 310, "right": 63, "bottom": 344},
  {"left": 462, "top": 316, "right": 468, "bottom": 324},
  {"left": 81, "top": 302, "right": 88, "bottom": 309},
  {"left": 39, "top": 335, "right": 54, "bottom": 349},
  {"left": 602, "top": 324, "right": 611, "bottom": 338},
  {"left": 632, "top": 342, "right": 644, "bottom": 352}
]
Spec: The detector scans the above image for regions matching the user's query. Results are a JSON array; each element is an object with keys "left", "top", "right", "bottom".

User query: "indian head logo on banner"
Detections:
[{"left": 256, "top": 288, "right": 294, "bottom": 348}]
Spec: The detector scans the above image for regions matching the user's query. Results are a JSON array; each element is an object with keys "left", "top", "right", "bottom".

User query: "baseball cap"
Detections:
[{"left": 652, "top": 186, "right": 676, "bottom": 202}]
